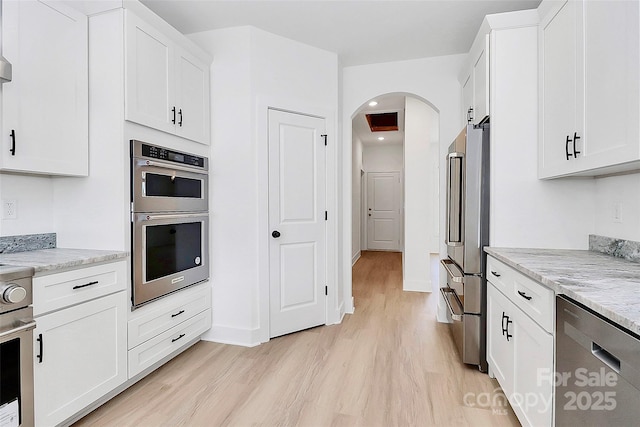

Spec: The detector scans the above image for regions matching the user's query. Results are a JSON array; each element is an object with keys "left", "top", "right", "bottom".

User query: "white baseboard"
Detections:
[
  {"left": 344, "top": 296, "right": 355, "bottom": 314},
  {"left": 351, "top": 251, "right": 361, "bottom": 266},
  {"left": 201, "top": 324, "right": 261, "bottom": 347},
  {"left": 403, "top": 279, "right": 432, "bottom": 292}
]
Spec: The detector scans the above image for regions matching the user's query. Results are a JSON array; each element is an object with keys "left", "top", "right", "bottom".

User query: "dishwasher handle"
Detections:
[{"left": 592, "top": 342, "right": 621, "bottom": 373}]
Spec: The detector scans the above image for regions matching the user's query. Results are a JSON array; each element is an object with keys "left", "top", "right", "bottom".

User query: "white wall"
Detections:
[
  {"left": 403, "top": 97, "right": 438, "bottom": 292},
  {"left": 362, "top": 144, "right": 403, "bottom": 171},
  {"left": 351, "top": 133, "right": 363, "bottom": 264},
  {"left": 490, "top": 26, "right": 595, "bottom": 250},
  {"left": 189, "top": 26, "right": 339, "bottom": 346},
  {"left": 0, "top": 174, "right": 54, "bottom": 236},
  {"left": 594, "top": 174, "right": 640, "bottom": 241},
  {"left": 342, "top": 54, "right": 466, "bottom": 310}
]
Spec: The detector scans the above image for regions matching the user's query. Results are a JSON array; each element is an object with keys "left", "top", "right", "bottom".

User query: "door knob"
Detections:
[{"left": 272, "top": 230, "right": 281, "bottom": 238}]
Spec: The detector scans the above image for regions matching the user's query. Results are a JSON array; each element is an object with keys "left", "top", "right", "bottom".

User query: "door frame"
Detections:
[
  {"left": 363, "top": 170, "right": 403, "bottom": 251},
  {"left": 257, "top": 98, "right": 338, "bottom": 344}
]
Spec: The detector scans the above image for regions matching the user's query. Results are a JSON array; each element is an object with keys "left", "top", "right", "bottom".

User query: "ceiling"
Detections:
[
  {"left": 353, "top": 95, "right": 406, "bottom": 146},
  {"left": 140, "top": 0, "right": 542, "bottom": 67}
]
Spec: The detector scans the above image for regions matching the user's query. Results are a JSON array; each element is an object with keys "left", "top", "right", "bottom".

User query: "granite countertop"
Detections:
[
  {"left": 0, "top": 248, "right": 129, "bottom": 274},
  {"left": 485, "top": 247, "right": 640, "bottom": 336}
]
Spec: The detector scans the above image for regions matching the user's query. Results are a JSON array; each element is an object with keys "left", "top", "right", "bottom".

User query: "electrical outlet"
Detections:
[
  {"left": 2, "top": 199, "right": 17, "bottom": 220},
  {"left": 613, "top": 201, "right": 622, "bottom": 223}
]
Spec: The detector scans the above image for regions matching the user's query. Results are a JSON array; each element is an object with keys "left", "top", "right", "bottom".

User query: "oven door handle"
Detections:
[
  {"left": 137, "top": 159, "right": 208, "bottom": 174},
  {"left": 440, "top": 258, "right": 464, "bottom": 283},
  {"left": 0, "top": 319, "right": 36, "bottom": 339},
  {"left": 140, "top": 213, "right": 208, "bottom": 221}
]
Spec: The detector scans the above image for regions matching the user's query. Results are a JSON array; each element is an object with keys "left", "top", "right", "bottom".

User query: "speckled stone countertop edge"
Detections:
[
  {"left": 0, "top": 248, "right": 129, "bottom": 273},
  {"left": 484, "top": 247, "right": 640, "bottom": 336}
]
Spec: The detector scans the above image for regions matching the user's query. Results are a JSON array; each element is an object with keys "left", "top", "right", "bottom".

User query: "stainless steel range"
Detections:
[
  {"left": 0, "top": 265, "right": 35, "bottom": 427},
  {"left": 440, "top": 121, "right": 490, "bottom": 372}
]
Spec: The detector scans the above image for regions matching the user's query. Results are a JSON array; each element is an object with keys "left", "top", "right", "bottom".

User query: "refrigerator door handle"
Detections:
[
  {"left": 445, "top": 152, "right": 465, "bottom": 247},
  {"left": 440, "top": 287, "right": 464, "bottom": 321},
  {"left": 440, "top": 258, "right": 464, "bottom": 283}
]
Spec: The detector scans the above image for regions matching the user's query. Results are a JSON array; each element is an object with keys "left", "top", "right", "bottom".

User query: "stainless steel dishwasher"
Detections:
[{"left": 556, "top": 295, "right": 640, "bottom": 425}]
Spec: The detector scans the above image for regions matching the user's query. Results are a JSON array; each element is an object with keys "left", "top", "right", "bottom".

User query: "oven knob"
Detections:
[{"left": 2, "top": 284, "right": 27, "bottom": 304}]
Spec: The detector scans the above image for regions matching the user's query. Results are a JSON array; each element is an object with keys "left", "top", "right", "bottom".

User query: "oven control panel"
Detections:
[{"left": 141, "top": 144, "right": 205, "bottom": 168}]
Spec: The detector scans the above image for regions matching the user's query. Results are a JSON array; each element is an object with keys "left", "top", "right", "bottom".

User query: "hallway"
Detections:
[{"left": 75, "top": 251, "right": 519, "bottom": 426}]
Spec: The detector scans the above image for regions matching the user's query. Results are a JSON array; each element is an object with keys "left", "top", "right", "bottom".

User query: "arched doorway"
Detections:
[{"left": 350, "top": 93, "right": 441, "bottom": 308}]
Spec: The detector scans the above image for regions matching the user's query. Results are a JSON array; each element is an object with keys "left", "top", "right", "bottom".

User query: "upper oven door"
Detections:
[{"left": 132, "top": 159, "right": 208, "bottom": 213}]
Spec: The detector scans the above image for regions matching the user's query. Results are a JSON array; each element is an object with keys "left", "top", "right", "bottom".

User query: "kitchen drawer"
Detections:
[
  {"left": 34, "top": 261, "right": 127, "bottom": 316},
  {"left": 128, "top": 308, "right": 211, "bottom": 378},
  {"left": 487, "top": 256, "right": 512, "bottom": 294},
  {"left": 510, "top": 271, "right": 554, "bottom": 333},
  {"left": 128, "top": 283, "right": 211, "bottom": 349}
]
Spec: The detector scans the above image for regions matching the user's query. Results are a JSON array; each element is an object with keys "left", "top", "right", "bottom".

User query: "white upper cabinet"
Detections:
[
  {"left": 125, "top": 10, "right": 211, "bottom": 145},
  {"left": 1, "top": 0, "right": 88, "bottom": 176},
  {"left": 539, "top": 0, "right": 640, "bottom": 178},
  {"left": 460, "top": 34, "right": 489, "bottom": 125}
]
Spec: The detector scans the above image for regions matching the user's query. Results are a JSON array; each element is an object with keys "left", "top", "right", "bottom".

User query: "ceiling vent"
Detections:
[{"left": 365, "top": 112, "right": 398, "bottom": 132}]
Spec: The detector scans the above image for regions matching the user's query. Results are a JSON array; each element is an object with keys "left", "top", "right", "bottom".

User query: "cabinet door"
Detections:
[
  {"left": 175, "top": 48, "right": 210, "bottom": 144},
  {"left": 462, "top": 72, "right": 473, "bottom": 124},
  {"left": 539, "top": 0, "right": 579, "bottom": 178},
  {"left": 33, "top": 292, "right": 127, "bottom": 427},
  {"left": 487, "top": 283, "right": 514, "bottom": 398},
  {"left": 512, "top": 307, "right": 554, "bottom": 427},
  {"left": 125, "top": 10, "right": 176, "bottom": 135},
  {"left": 472, "top": 37, "right": 489, "bottom": 124},
  {"left": 580, "top": 0, "right": 640, "bottom": 169},
  {"left": 1, "top": 0, "right": 88, "bottom": 176}
]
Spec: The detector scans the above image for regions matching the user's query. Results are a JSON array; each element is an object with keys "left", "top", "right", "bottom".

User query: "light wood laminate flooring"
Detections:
[{"left": 75, "top": 251, "right": 520, "bottom": 426}]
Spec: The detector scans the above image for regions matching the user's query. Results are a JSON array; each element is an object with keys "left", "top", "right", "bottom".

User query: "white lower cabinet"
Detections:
[
  {"left": 127, "top": 283, "right": 212, "bottom": 378},
  {"left": 33, "top": 291, "right": 127, "bottom": 427},
  {"left": 487, "top": 256, "right": 554, "bottom": 427}
]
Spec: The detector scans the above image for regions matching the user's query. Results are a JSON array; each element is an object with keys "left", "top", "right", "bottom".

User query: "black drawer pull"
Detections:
[
  {"left": 37, "top": 334, "right": 43, "bottom": 363},
  {"left": 491, "top": 271, "right": 501, "bottom": 277},
  {"left": 178, "top": 109, "right": 183, "bottom": 127},
  {"left": 565, "top": 135, "right": 572, "bottom": 160},
  {"left": 171, "top": 106, "right": 176, "bottom": 124},
  {"left": 171, "top": 310, "right": 185, "bottom": 318},
  {"left": 172, "top": 333, "right": 185, "bottom": 343},
  {"left": 73, "top": 280, "right": 99, "bottom": 290},
  {"left": 518, "top": 290, "right": 532, "bottom": 301}
]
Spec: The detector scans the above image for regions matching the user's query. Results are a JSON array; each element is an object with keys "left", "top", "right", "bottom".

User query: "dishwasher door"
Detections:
[{"left": 556, "top": 295, "right": 640, "bottom": 426}]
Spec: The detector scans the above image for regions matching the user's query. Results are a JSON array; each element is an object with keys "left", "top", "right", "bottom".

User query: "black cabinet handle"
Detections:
[
  {"left": 505, "top": 318, "right": 513, "bottom": 341},
  {"left": 37, "top": 333, "right": 43, "bottom": 363},
  {"left": 491, "top": 271, "right": 501, "bottom": 277},
  {"left": 573, "top": 132, "right": 581, "bottom": 157},
  {"left": 467, "top": 107, "right": 474, "bottom": 123},
  {"left": 272, "top": 230, "right": 281, "bottom": 238},
  {"left": 172, "top": 106, "right": 176, "bottom": 124},
  {"left": 72, "top": 280, "right": 98, "bottom": 290},
  {"left": 517, "top": 290, "right": 533, "bottom": 301},
  {"left": 565, "top": 135, "right": 572, "bottom": 160},
  {"left": 9, "top": 129, "right": 15, "bottom": 156},
  {"left": 172, "top": 333, "right": 185, "bottom": 343},
  {"left": 178, "top": 109, "right": 183, "bottom": 127},
  {"left": 501, "top": 312, "right": 508, "bottom": 336},
  {"left": 171, "top": 310, "right": 185, "bottom": 318}
]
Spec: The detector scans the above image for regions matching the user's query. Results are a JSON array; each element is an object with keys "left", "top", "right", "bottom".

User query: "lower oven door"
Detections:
[
  {"left": 0, "top": 310, "right": 35, "bottom": 427},
  {"left": 133, "top": 213, "right": 209, "bottom": 307}
]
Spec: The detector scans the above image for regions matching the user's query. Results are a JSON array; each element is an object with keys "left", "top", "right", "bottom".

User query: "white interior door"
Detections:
[
  {"left": 367, "top": 172, "right": 401, "bottom": 251},
  {"left": 268, "top": 109, "right": 326, "bottom": 338}
]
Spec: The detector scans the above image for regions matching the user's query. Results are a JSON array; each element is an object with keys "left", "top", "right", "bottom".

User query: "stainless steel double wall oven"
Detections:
[
  {"left": 131, "top": 140, "right": 209, "bottom": 308},
  {"left": 440, "top": 121, "right": 490, "bottom": 372}
]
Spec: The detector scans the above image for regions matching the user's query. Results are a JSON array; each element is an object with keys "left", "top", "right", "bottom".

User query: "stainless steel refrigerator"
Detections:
[{"left": 440, "top": 121, "right": 490, "bottom": 372}]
